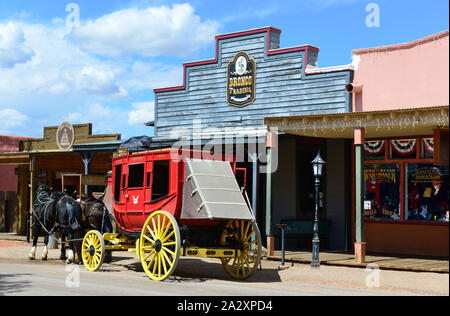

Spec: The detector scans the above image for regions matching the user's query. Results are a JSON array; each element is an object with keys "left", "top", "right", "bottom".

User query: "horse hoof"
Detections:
[{"left": 29, "top": 247, "right": 36, "bottom": 260}]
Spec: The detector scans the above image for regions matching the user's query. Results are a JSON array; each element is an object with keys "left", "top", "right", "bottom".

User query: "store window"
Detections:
[
  {"left": 406, "top": 163, "right": 449, "bottom": 222},
  {"left": 364, "top": 136, "right": 449, "bottom": 224},
  {"left": 364, "top": 163, "right": 401, "bottom": 220}
]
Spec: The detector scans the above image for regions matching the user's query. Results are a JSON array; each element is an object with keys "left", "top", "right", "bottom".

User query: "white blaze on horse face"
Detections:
[{"left": 29, "top": 246, "right": 36, "bottom": 260}]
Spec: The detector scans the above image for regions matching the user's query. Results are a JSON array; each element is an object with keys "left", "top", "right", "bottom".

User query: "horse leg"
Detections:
[
  {"left": 42, "top": 234, "right": 49, "bottom": 260},
  {"left": 66, "top": 234, "right": 75, "bottom": 264},
  {"left": 74, "top": 235, "right": 82, "bottom": 264},
  {"left": 28, "top": 223, "right": 40, "bottom": 260},
  {"left": 60, "top": 234, "right": 67, "bottom": 261}
]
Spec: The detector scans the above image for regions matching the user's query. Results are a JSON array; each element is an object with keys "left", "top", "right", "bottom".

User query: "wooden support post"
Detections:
[
  {"left": 354, "top": 128, "right": 366, "bottom": 264},
  {"left": 29, "top": 157, "right": 35, "bottom": 241},
  {"left": 266, "top": 131, "right": 277, "bottom": 256}
]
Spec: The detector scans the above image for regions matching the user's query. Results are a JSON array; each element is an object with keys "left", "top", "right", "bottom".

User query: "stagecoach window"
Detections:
[
  {"left": 114, "top": 165, "right": 122, "bottom": 202},
  {"left": 152, "top": 160, "right": 170, "bottom": 201},
  {"left": 128, "top": 164, "right": 145, "bottom": 188}
]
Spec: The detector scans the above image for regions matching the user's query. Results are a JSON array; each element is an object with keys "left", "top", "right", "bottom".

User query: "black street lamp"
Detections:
[{"left": 311, "top": 151, "right": 326, "bottom": 268}]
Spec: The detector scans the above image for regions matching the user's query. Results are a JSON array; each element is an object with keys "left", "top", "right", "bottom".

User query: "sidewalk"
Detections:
[
  {"left": 0, "top": 233, "right": 28, "bottom": 243},
  {"left": 267, "top": 250, "right": 449, "bottom": 273}
]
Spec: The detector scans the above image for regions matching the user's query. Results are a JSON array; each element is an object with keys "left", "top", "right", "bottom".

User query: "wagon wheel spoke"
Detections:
[
  {"left": 162, "top": 230, "right": 175, "bottom": 243},
  {"left": 144, "top": 249, "right": 156, "bottom": 262},
  {"left": 146, "top": 251, "right": 157, "bottom": 270},
  {"left": 220, "top": 220, "right": 261, "bottom": 280},
  {"left": 160, "top": 216, "right": 167, "bottom": 239},
  {"left": 147, "top": 224, "right": 157, "bottom": 241},
  {"left": 82, "top": 230, "right": 105, "bottom": 272},
  {"left": 140, "top": 211, "right": 180, "bottom": 281},
  {"left": 143, "top": 234, "right": 154, "bottom": 244}
]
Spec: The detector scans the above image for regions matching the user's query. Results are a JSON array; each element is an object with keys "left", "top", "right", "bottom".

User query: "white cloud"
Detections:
[
  {"left": 0, "top": 4, "right": 220, "bottom": 137},
  {"left": 128, "top": 102, "right": 155, "bottom": 126},
  {"left": 64, "top": 103, "right": 128, "bottom": 134},
  {"left": 0, "top": 22, "right": 128, "bottom": 99},
  {"left": 60, "top": 66, "right": 128, "bottom": 99},
  {"left": 122, "top": 60, "right": 183, "bottom": 92},
  {"left": 70, "top": 3, "right": 221, "bottom": 58},
  {"left": 0, "top": 22, "right": 34, "bottom": 68},
  {"left": 0, "top": 108, "right": 29, "bottom": 133}
]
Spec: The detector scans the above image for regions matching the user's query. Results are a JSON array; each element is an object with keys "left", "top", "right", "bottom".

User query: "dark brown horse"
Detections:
[
  {"left": 29, "top": 184, "right": 83, "bottom": 263},
  {"left": 80, "top": 195, "right": 115, "bottom": 262}
]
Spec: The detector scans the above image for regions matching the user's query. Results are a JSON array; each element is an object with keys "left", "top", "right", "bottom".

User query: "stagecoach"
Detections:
[{"left": 81, "top": 148, "right": 262, "bottom": 281}]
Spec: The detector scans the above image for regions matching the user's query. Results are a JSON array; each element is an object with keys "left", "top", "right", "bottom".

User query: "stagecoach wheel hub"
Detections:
[
  {"left": 81, "top": 230, "right": 106, "bottom": 272},
  {"left": 139, "top": 211, "right": 181, "bottom": 282},
  {"left": 153, "top": 240, "right": 163, "bottom": 252},
  {"left": 89, "top": 245, "right": 96, "bottom": 257},
  {"left": 220, "top": 220, "right": 262, "bottom": 280}
]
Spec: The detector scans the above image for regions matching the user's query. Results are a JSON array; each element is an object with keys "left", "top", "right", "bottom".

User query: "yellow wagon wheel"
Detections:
[
  {"left": 139, "top": 211, "right": 181, "bottom": 281},
  {"left": 220, "top": 220, "right": 262, "bottom": 280},
  {"left": 82, "top": 230, "right": 105, "bottom": 272}
]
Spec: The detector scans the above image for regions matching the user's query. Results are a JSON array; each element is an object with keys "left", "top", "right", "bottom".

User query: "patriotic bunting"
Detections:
[
  {"left": 422, "top": 138, "right": 434, "bottom": 154},
  {"left": 391, "top": 139, "right": 417, "bottom": 156},
  {"left": 364, "top": 140, "right": 385, "bottom": 155}
]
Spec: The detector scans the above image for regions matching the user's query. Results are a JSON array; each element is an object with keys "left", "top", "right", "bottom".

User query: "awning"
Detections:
[
  {"left": 265, "top": 106, "right": 449, "bottom": 139},
  {"left": 0, "top": 152, "right": 30, "bottom": 165}
]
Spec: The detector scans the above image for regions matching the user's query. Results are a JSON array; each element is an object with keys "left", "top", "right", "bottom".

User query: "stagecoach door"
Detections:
[{"left": 125, "top": 164, "right": 145, "bottom": 212}]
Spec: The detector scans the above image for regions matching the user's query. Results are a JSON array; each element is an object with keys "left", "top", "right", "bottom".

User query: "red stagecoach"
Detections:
[{"left": 81, "top": 148, "right": 262, "bottom": 281}]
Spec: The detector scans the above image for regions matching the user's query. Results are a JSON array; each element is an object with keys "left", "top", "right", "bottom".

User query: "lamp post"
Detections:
[{"left": 311, "top": 151, "right": 326, "bottom": 268}]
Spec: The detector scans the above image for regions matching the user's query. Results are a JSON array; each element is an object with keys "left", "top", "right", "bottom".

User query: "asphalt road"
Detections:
[
  {"left": 0, "top": 244, "right": 448, "bottom": 297},
  {"left": 0, "top": 257, "right": 424, "bottom": 297}
]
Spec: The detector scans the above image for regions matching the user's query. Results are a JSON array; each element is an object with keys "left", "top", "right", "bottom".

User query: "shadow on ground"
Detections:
[
  {"left": 98, "top": 255, "right": 282, "bottom": 283},
  {"left": 0, "top": 274, "right": 31, "bottom": 296}
]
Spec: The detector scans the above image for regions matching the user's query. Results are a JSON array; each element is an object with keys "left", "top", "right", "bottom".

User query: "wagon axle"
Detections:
[{"left": 151, "top": 239, "right": 163, "bottom": 252}]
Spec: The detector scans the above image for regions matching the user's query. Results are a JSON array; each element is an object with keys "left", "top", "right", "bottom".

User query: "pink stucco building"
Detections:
[
  {"left": 266, "top": 30, "right": 449, "bottom": 259},
  {"left": 348, "top": 30, "right": 449, "bottom": 258},
  {"left": 0, "top": 135, "right": 27, "bottom": 192},
  {"left": 351, "top": 30, "right": 449, "bottom": 112}
]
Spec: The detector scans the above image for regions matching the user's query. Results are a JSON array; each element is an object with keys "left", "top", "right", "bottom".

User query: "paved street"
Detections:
[{"left": 0, "top": 241, "right": 448, "bottom": 296}]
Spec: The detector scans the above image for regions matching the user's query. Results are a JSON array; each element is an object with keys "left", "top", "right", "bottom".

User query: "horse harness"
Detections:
[
  {"left": 31, "top": 193, "right": 82, "bottom": 243},
  {"left": 83, "top": 201, "right": 109, "bottom": 233}
]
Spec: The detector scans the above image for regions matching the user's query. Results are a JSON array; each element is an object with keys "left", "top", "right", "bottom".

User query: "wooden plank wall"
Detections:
[
  {"left": 155, "top": 30, "right": 352, "bottom": 138},
  {"left": 20, "top": 123, "right": 120, "bottom": 152}
]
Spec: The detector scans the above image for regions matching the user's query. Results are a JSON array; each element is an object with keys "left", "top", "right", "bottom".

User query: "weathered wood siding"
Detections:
[
  {"left": 155, "top": 30, "right": 352, "bottom": 138},
  {"left": 20, "top": 124, "right": 121, "bottom": 152}
]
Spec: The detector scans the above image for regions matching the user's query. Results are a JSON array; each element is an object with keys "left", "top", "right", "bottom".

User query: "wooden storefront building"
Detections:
[
  {"left": 0, "top": 123, "right": 121, "bottom": 234},
  {"left": 150, "top": 27, "right": 354, "bottom": 252}
]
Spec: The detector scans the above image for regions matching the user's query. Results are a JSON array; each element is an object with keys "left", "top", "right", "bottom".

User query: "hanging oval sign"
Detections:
[
  {"left": 56, "top": 121, "right": 75, "bottom": 151},
  {"left": 227, "top": 51, "right": 256, "bottom": 108}
]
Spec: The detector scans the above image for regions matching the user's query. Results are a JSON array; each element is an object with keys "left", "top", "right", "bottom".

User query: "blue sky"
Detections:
[{"left": 0, "top": 0, "right": 448, "bottom": 139}]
